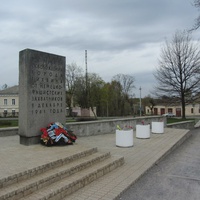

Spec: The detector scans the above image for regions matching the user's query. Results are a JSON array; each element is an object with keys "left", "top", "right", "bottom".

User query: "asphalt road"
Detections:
[{"left": 117, "top": 128, "right": 200, "bottom": 200}]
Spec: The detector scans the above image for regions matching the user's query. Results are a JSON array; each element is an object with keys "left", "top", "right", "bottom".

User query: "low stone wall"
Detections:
[
  {"left": 0, "top": 127, "right": 18, "bottom": 137},
  {"left": 0, "top": 116, "right": 165, "bottom": 137},
  {"left": 66, "top": 116, "right": 166, "bottom": 137},
  {"left": 1, "top": 117, "right": 197, "bottom": 138},
  {"left": 166, "top": 121, "right": 195, "bottom": 130}
]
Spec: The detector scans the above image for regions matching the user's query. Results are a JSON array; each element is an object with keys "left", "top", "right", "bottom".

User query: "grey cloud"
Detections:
[{"left": 0, "top": 0, "right": 200, "bottom": 96}]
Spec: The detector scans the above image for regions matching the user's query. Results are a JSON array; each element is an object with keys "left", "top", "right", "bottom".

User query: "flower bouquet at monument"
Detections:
[{"left": 40, "top": 122, "right": 77, "bottom": 146}]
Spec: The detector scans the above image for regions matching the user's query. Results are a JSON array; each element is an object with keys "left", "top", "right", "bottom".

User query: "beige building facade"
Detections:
[
  {"left": 0, "top": 85, "right": 19, "bottom": 117},
  {"left": 146, "top": 103, "right": 200, "bottom": 117}
]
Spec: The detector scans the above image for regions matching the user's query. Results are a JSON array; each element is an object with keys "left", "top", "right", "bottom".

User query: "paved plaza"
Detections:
[
  {"left": 118, "top": 127, "right": 200, "bottom": 200},
  {"left": 0, "top": 128, "right": 190, "bottom": 199}
]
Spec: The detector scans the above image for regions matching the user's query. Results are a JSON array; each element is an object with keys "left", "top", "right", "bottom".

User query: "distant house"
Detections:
[
  {"left": 145, "top": 103, "right": 200, "bottom": 117},
  {"left": 0, "top": 85, "right": 96, "bottom": 118},
  {"left": 0, "top": 85, "right": 19, "bottom": 117},
  {"left": 66, "top": 106, "right": 97, "bottom": 117}
]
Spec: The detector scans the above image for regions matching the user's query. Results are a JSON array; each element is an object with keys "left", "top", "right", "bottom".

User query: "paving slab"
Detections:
[
  {"left": 117, "top": 127, "right": 200, "bottom": 200},
  {"left": 0, "top": 128, "right": 190, "bottom": 199}
]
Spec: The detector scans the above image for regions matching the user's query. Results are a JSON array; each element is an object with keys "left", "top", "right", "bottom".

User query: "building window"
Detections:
[
  {"left": 191, "top": 108, "right": 194, "bottom": 113},
  {"left": 12, "top": 99, "right": 15, "bottom": 105},
  {"left": 3, "top": 109, "right": 7, "bottom": 117},
  {"left": 168, "top": 108, "right": 173, "bottom": 113},
  {"left": 12, "top": 109, "right": 15, "bottom": 116},
  {"left": 160, "top": 108, "right": 165, "bottom": 115},
  {"left": 4, "top": 99, "right": 7, "bottom": 105}
]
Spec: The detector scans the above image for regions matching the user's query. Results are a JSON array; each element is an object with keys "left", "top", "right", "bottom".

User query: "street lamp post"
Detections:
[{"left": 139, "top": 86, "right": 142, "bottom": 116}]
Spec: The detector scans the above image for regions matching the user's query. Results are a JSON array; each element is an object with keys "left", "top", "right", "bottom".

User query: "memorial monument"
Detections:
[{"left": 19, "top": 49, "right": 66, "bottom": 145}]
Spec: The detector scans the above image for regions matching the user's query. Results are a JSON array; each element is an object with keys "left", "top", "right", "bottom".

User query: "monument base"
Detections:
[{"left": 20, "top": 136, "right": 41, "bottom": 146}]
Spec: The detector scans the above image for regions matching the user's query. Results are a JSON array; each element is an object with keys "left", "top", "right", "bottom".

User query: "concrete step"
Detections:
[
  {"left": 0, "top": 147, "right": 98, "bottom": 189},
  {"left": 0, "top": 147, "right": 100, "bottom": 200},
  {"left": 0, "top": 152, "right": 111, "bottom": 199},
  {"left": 0, "top": 147, "right": 124, "bottom": 200},
  {"left": 21, "top": 155, "right": 124, "bottom": 200}
]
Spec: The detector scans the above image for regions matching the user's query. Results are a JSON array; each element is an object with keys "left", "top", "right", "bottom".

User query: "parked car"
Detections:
[{"left": 162, "top": 112, "right": 176, "bottom": 117}]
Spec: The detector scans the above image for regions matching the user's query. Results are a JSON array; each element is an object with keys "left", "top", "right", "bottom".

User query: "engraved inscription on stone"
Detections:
[
  {"left": 30, "top": 67, "right": 64, "bottom": 115},
  {"left": 19, "top": 49, "right": 66, "bottom": 144}
]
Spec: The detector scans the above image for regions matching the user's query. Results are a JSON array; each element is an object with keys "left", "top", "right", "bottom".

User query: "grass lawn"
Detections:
[
  {"left": 0, "top": 120, "right": 18, "bottom": 128},
  {"left": 167, "top": 117, "right": 195, "bottom": 124}
]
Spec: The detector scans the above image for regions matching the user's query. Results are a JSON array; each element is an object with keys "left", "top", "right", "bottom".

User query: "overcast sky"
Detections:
[{"left": 1, "top": 0, "right": 200, "bottom": 97}]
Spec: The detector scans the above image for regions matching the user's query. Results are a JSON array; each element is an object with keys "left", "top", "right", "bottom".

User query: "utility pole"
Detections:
[
  {"left": 139, "top": 86, "right": 142, "bottom": 116},
  {"left": 85, "top": 50, "right": 89, "bottom": 108}
]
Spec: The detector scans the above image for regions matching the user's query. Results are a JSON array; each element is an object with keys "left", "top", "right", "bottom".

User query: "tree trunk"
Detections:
[
  {"left": 90, "top": 106, "right": 97, "bottom": 119},
  {"left": 181, "top": 92, "right": 186, "bottom": 119}
]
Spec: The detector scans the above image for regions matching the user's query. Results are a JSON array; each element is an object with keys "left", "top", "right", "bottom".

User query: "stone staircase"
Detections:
[{"left": 0, "top": 147, "right": 124, "bottom": 200}]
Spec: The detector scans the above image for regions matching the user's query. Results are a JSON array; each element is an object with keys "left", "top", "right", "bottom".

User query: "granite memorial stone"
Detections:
[{"left": 19, "top": 49, "right": 66, "bottom": 145}]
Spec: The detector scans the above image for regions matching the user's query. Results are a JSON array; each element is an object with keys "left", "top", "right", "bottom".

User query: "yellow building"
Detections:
[{"left": 0, "top": 86, "right": 19, "bottom": 117}]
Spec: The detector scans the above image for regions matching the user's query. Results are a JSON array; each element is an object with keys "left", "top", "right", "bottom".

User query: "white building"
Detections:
[{"left": 0, "top": 85, "right": 19, "bottom": 117}]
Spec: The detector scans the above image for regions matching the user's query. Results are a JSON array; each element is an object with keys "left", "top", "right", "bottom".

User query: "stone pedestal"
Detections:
[
  {"left": 116, "top": 129, "right": 133, "bottom": 147},
  {"left": 19, "top": 49, "right": 66, "bottom": 145}
]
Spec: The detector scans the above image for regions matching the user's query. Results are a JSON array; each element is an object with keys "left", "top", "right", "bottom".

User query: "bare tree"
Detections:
[
  {"left": 154, "top": 30, "right": 200, "bottom": 119},
  {"left": 112, "top": 74, "right": 135, "bottom": 115},
  {"left": 66, "top": 63, "right": 83, "bottom": 116},
  {"left": 112, "top": 74, "right": 135, "bottom": 96},
  {"left": 88, "top": 73, "right": 105, "bottom": 118},
  {"left": 1, "top": 84, "right": 8, "bottom": 90},
  {"left": 191, "top": 0, "right": 200, "bottom": 30},
  {"left": 142, "top": 96, "right": 156, "bottom": 115}
]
